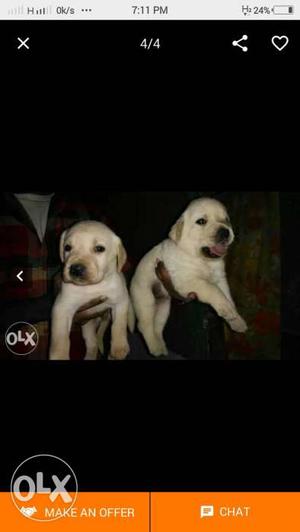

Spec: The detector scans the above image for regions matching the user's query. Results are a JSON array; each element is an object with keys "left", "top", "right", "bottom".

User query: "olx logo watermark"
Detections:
[
  {"left": 10, "top": 454, "right": 78, "bottom": 521},
  {"left": 5, "top": 322, "right": 39, "bottom": 356}
]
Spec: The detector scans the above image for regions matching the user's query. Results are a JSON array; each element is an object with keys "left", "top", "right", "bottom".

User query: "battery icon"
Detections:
[{"left": 273, "top": 5, "right": 294, "bottom": 14}]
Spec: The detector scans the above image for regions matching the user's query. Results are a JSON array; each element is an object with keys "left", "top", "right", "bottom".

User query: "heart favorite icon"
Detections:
[{"left": 272, "top": 35, "right": 289, "bottom": 51}]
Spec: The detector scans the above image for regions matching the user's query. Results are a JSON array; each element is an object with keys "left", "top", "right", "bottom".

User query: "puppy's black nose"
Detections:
[
  {"left": 217, "top": 227, "right": 230, "bottom": 241},
  {"left": 70, "top": 263, "right": 86, "bottom": 278}
]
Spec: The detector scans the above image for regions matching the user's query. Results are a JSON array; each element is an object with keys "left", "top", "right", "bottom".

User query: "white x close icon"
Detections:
[{"left": 17, "top": 37, "right": 30, "bottom": 50}]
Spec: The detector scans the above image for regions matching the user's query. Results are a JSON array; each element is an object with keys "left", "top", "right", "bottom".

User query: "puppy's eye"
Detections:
[
  {"left": 95, "top": 245, "right": 106, "bottom": 253},
  {"left": 64, "top": 245, "right": 72, "bottom": 252},
  {"left": 196, "top": 218, "right": 207, "bottom": 225}
]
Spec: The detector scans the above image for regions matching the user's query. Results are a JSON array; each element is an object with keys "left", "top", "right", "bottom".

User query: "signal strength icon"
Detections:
[
  {"left": 8, "top": 5, "right": 24, "bottom": 15},
  {"left": 8, "top": 5, "right": 53, "bottom": 16},
  {"left": 33, "top": 6, "right": 53, "bottom": 15}
]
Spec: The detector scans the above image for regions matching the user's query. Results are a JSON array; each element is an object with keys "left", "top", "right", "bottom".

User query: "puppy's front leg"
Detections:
[
  {"left": 191, "top": 280, "right": 247, "bottom": 333},
  {"left": 82, "top": 319, "right": 99, "bottom": 360},
  {"left": 216, "top": 275, "right": 236, "bottom": 308},
  {"left": 216, "top": 276, "right": 248, "bottom": 331},
  {"left": 49, "top": 302, "right": 74, "bottom": 360},
  {"left": 110, "top": 302, "right": 130, "bottom": 360}
]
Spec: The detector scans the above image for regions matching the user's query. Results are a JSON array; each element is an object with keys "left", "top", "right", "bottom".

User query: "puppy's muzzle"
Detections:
[
  {"left": 70, "top": 263, "right": 86, "bottom": 279},
  {"left": 202, "top": 226, "right": 233, "bottom": 259},
  {"left": 216, "top": 227, "right": 230, "bottom": 243}
]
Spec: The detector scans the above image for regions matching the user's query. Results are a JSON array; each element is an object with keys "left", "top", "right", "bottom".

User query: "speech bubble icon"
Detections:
[{"left": 200, "top": 505, "right": 214, "bottom": 518}]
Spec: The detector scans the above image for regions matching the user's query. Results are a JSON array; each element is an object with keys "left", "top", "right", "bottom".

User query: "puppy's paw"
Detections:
[
  {"left": 85, "top": 349, "right": 99, "bottom": 361},
  {"left": 148, "top": 340, "right": 168, "bottom": 358},
  {"left": 215, "top": 300, "right": 237, "bottom": 322},
  {"left": 229, "top": 315, "right": 248, "bottom": 333},
  {"left": 109, "top": 343, "right": 130, "bottom": 360},
  {"left": 49, "top": 352, "right": 70, "bottom": 361}
]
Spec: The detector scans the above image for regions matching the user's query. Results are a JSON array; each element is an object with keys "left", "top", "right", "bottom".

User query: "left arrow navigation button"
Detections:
[{"left": 17, "top": 271, "right": 24, "bottom": 282}]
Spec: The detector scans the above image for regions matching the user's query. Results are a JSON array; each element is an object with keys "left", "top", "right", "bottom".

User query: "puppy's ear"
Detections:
[
  {"left": 169, "top": 216, "right": 184, "bottom": 243},
  {"left": 116, "top": 238, "right": 127, "bottom": 273},
  {"left": 59, "top": 230, "right": 67, "bottom": 263}
]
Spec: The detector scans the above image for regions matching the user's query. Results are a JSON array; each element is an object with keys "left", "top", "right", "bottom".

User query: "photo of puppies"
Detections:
[{"left": 0, "top": 191, "right": 282, "bottom": 360}]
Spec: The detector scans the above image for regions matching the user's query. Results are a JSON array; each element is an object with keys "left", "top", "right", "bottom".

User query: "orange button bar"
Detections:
[{"left": 2, "top": 492, "right": 300, "bottom": 531}]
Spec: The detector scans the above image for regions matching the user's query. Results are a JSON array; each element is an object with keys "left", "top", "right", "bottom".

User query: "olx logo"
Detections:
[
  {"left": 10, "top": 455, "right": 78, "bottom": 521},
  {"left": 5, "top": 322, "right": 39, "bottom": 355}
]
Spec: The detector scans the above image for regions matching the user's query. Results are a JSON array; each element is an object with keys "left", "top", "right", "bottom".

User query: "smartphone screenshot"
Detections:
[{"left": 0, "top": 0, "right": 299, "bottom": 530}]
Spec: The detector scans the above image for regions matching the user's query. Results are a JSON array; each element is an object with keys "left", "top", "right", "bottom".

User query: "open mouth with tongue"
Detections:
[{"left": 202, "top": 241, "right": 229, "bottom": 259}]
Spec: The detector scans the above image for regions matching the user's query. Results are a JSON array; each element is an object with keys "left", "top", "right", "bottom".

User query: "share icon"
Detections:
[{"left": 232, "top": 34, "right": 248, "bottom": 52}]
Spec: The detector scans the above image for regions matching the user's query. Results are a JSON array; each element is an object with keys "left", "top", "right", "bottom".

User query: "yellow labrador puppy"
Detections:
[
  {"left": 130, "top": 197, "right": 247, "bottom": 357},
  {"left": 50, "top": 221, "right": 134, "bottom": 360}
]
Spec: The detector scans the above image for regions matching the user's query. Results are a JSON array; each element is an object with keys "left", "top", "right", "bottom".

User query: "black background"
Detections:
[
  {"left": 1, "top": 362, "right": 299, "bottom": 491},
  {"left": 1, "top": 20, "right": 299, "bottom": 492}
]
